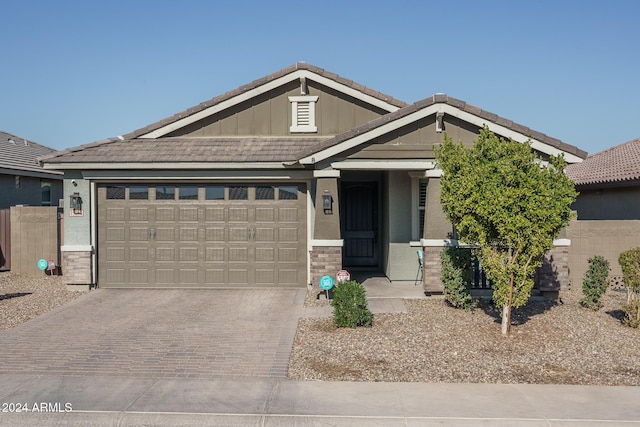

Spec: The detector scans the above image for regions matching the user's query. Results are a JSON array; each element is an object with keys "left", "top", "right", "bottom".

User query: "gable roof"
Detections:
[
  {"left": 297, "top": 94, "right": 588, "bottom": 165},
  {"left": 566, "top": 138, "right": 640, "bottom": 188},
  {"left": 0, "top": 131, "right": 62, "bottom": 178},
  {"left": 127, "top": 62, "right": 407, "bottom": 140},
  {"left": 41, "top": 62, "right": 406, "bottom": 166}
]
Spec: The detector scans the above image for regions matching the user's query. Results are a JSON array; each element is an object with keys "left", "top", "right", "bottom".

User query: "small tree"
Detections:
[
  {"left": 435, "top": 128, "right": 577, "bottom": 335},
  {"left": 440, "top": 246, "right": 476, "bottom": 310},
  {"left": 619, "top": 248, "right": 640, "bottom": 328},
  {"left": 580, "top": 256, "right": 610, "bottom": 310}
]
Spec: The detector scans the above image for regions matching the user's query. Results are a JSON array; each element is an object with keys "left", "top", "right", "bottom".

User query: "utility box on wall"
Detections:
[{"left": 9, "top": 206, "right": 59, "bottom": 277}]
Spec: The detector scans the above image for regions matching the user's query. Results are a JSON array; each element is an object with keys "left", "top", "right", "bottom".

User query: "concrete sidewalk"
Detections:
[{"left": 1, "top": 375, "right": 639, "bottom": 426}]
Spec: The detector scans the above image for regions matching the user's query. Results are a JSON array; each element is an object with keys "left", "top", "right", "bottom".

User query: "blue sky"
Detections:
[{"left": 1, "top": 0, "right": 638, "bottom": 156}]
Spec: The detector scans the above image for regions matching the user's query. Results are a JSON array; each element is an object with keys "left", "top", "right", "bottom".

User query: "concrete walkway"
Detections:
[{"left": 0, "top": 375, "right": 638, "bottom": 426}]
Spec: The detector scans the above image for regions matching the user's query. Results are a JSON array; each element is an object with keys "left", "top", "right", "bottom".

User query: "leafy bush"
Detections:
[
  {"left": 440, "top": 246, "right": 476, "bottom": 310},
  {"left": 331, "top": 280, "right": 373, "bottom": 328},
  {"left": 580, "top": 255, "right": 610, "bottom": 310},
  {"left": 619, "top": 247, "right": 640, "bottom": 328}
]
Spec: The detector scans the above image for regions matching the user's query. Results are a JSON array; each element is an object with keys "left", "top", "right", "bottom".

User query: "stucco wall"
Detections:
[
  {"left": 566, "top": 219, "right": 640, "bottom": 285},
  {"left": 573, "top": 187, "right": 640, "bottom": 220},
  {"left": 62, "top": 174, "right": 91, "bottom": 246}
]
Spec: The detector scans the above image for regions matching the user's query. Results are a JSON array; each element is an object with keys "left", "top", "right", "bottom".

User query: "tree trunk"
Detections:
[{"left": 501, "top": 304, "right": 510, "bottom": 335}]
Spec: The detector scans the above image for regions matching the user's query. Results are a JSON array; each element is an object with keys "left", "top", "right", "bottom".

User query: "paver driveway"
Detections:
[{"left": 0, "top": 288, "right": 306, "bottom": 379}]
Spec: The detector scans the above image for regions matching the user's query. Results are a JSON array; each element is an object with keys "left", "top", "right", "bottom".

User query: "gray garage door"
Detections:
[{"left": 97, "top": 184, "right": 307, "bottom": 288}]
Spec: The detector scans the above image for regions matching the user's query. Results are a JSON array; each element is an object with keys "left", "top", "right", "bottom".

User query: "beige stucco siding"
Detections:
[{"left": 167, "top": 80, "right": 388, "bottom": 138}]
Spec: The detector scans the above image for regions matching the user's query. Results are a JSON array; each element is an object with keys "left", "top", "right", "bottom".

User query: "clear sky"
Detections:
[{"left": 1, "top": 0, "right": 638, "bottom": 156}]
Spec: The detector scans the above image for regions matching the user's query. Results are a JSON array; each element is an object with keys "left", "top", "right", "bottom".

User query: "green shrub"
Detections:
[
  {"left": 331, "top": 280, "right": 373, "bottom": 328},
  {"left": 619, "top": 247, "right": 640, "bottom": 328},
  {"left": 440, "top": 246, "right": 476, "bottom": 310},
  {"left": 580, "top": 255, "right": 610, "bottom": 310}
]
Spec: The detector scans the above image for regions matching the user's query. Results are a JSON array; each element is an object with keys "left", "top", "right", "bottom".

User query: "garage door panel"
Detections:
[
  {"left": 179, "top": 247, "right": 199, "bottom": 262},
  {"left": 278, "top": 208, "right": 298, "bottom": 222},
  {"left": 255, "top": 228, "right": 275, "bottom": 242},
  {"left": 278, "top": 228, "right": 298, "bottom": 242},
  {"left": 129, "top": 247, "right": 149, "bottom": 261},
  {"left": 129, "top": 208, "right": 148, "bottom": 221},
  {"left": 206, "top": 247, "right": 225, "bottom": 262},
  {"left": 129, "top": 228, "right": 148, "bottom": 241},
  {"left": 229, "top": 207, "right": 248, "bottom": 222},
  {"left": 156, "top": 208, "right": 175, "bottom": 221},
  {"left": 256, "top": 247, "right": 275, "bottom": 262},
  {"left": 205, "top": 208, "right": 225, "bottom": 221},
  {"left": 278, "top": 247, "right": 299, "bottom": 262},
  {"left": 229, "top": 247, "right": 248, "bottom": 262},
  {"left": 106, "top": 247, "right": 125, "bottom": 261},
  {"left": 155, "top": 228, "right": 175, "bottom": 241},
  {"left": 106, "top": 227, "right": 126, "bottom": 241},
  {"left": 156, "top": 269, "right": 175, "bottom": 284},
  {"left": 278, "top": 270, "right": 299, "bottom": 285},
  {"left": 106, "top": 207, "right": 125, "bottom": 221},
  {"left": 229, "top": 269, "right": 248, "bottom": 284},
  {"left": 129, "top": 269, "right": 149, "bottom": 285},
  {"left": 229, "top": 227, "right": 249, "bottom": 241},
  {"left": 256, "top": 208, "right": 275, "bottom": 221},
  {"left": 205, "top": 269, "right": 225, "bottom": 284},
  {"left": 106, "top": 269, "right": 126, "bottom": 285},
  {"left": 256, "top": 269, "right": 274, "bottom": 284},
  {"left": 179, "top": 227, "right": 198, "bottom": 241},
  {"left": 205, "top": 227, "right": 225, "bottom": 241},
  {"left": 179, "top": 269, "right": 198, "bottom": 284},
  {"left": 156, "top": 247, "right": 175, "bottom": 261}
]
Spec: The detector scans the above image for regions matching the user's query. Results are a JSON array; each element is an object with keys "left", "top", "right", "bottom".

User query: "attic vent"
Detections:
[{"left": 289, "top": 95, "right": 318, "bottom": 133}]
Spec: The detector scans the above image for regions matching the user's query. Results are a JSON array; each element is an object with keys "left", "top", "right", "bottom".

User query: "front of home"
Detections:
[{"left": 41, "top": 62, "right": 587, "bottom": 291}]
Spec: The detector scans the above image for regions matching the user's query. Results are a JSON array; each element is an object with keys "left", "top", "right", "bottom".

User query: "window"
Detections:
[
  {"left": 41, "top": 181, "right": 52, "bottom": 205},
  {"left": 289, "top": 96, "right": 319, "bottom": 133},
  {"left": 228, "top": 186, "right": 248, "bottom": 200},
  {"left": 205, "top": 186, "right": 225, "bottom": 200},
  {"left": 156, "top": 186, "right": 176, "bottom": 200},
  {"left": 178, "top": 186, "right": 198, "bottom": 200},
  {"left": 418, "top": 180, "right": 427, "bottom": 238},
  {"left": 15, "top": 176, "right": 21, "bottom": 189},
  {"left": 279, "top": 185, "right": 298, "bottom": 200},
  {"left": 256, "top": 186, "right": 275, "bottom": 200},
  {"left": 129, "top": 186, "right": 148, "bottom": 200},
  {"left": 106, "top": 185, "right": 126, "bottom": 200}
]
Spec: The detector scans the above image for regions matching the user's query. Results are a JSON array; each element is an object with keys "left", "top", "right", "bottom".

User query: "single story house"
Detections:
[
  {"left": 1, "top": 131, "right": 63, "bottom": 210},
  {"left": 566, "top": 138, "right": 640, "bottom": 283},
  {"left": 40, "top": 62, "right": 587, "bottom": 291}
]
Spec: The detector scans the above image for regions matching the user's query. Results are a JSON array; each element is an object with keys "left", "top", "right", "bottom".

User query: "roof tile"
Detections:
[{"left": 566, "top": 138, "right": 640, "bottom": 187}]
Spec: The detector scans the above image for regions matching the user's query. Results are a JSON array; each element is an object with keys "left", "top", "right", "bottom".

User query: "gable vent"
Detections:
[{"left": 289, "top": 95, "right": 319, "bottom": 133}]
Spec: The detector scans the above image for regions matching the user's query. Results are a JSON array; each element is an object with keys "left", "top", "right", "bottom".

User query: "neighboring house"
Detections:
[
  {"left": 566, "top": 138, "right": 640, "bottom": 284},
  {"left": 0, "top": 131, "right": 63, "bottom": 209},
  {"left": 40, "top": 62, "right": 587, "bottom": 291}
]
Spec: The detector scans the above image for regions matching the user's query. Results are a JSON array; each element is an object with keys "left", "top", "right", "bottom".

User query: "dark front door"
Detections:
[{"left": 341, "top": 181, "right": 378, "bottom": 267}]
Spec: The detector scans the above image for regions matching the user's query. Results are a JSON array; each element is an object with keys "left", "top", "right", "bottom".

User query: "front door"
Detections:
[{"left": 341, "top": 181, "right": 378, "bottom": 267}]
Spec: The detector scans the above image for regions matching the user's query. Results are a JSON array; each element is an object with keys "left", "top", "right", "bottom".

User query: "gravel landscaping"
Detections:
[
  {"left": 0, "top": 271, "right": 87, "bottom": 333},
  {"left": 289, "top": 283, "right": 640, "bottom": 385}
]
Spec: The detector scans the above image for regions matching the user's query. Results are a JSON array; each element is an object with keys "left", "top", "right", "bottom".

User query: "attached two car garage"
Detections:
[{"left": 97, "top": 183, "right": 307, "bottom": 288}]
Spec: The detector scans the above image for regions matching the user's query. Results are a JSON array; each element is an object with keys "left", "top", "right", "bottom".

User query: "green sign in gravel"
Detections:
[{"left": 37, "top": 259, "right": 48, "bottom": 270}]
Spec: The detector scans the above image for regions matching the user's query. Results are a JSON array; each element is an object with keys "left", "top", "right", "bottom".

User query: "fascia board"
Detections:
[
  {"left": 331, "top": 160, "right": 436, "bottom": 170},
  {"left": 140, "top": 70, "right": 401, "bottom": 139},
  {"left": 300, "top": 104, "right": 584, "bottom": 165},
  {"left": 80, "top": 169, "right": 314, "bottom": 180},
  {"left": 43, "top": 162, "right": 294, "bottom": 170}
]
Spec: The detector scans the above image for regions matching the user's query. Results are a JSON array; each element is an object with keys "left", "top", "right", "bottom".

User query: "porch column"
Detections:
[
  {"left": 421, "top": 174, "right": 452, "bottom": 293},
  {"left": 310, "top": 170, "right": 343, "bottom": 287}
]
